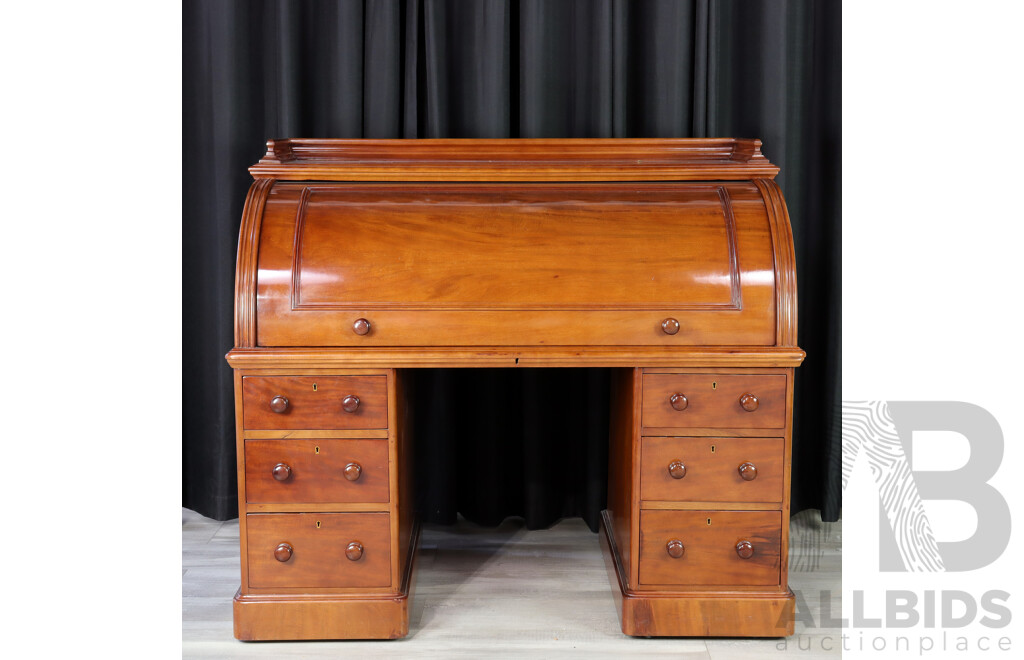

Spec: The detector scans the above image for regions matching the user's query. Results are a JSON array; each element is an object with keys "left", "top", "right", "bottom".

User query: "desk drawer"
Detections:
[
  {"left": 642, "top": 374, "right": 786, "bottom": 429},
  {"left": 246, "top": 513, "right": 391, "bottom": 589},
  {"left": 639, "top": 510, "right": 781, "bottom": 587},
  {"left": 641, "top": 437, "right": 783, "bottom": 503},
  {"left": 245, "top": 438, "right": 389, "bottom": 504},
  {"left": 242, "top": 376, "right": 388, "bottom": 430}
]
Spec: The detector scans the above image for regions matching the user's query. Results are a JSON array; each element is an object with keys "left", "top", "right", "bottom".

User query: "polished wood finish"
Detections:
[
  {"left": 638, "top": 510, "right": 782, "bottom": 587},
  {"left": 287, "top": 184, "right": 748, "bottom": 312},
  {"left": 755, "top": 178, "right": 799, "bottom": 347},
  {"left": 234, "top": 592, "right": 410, "bottom": 641},
  {"left": 244, "top": 428, "right": 389, "bottom": 439},
  {"left": 246, "top": 513, "right": 391, "bottom": 589},
  {"left": 274, "top": 542, "right": 293, "bottom": 562},
  {"left": 739, "top": 461, "right": 758, "bottom": 481},
  {"left": 352, "top": 318, "right": 371, "bottom": 336},
  {"left": 640, "top": 436, "right": 783, "bottom": 503},
  {"left": 640, "top": 500, "right": 780, "bottom": 511},
  {"left": 392, "top": 369, "right": 417, "bottom": 589},
  {"left": 343, "top": 462, "right": 362, "bottom": 481},
  {"left": 234, "top": 178, "right": 275, "bottom": 348},
  {"left": 242, "top": 376, "right": 387, "bottom": 430},
  {"left": 271, "top": 463, "right": 291, "bottom": 481},
  {"left": 232, "top": 523, "right": 420, "bottom": 641},
  {"left": 606, "top": 368, "right": 641, "bottom": 588},
  {"left": 251, "top": 138, "right": 780, "bottom": 181},
  {"left": 227, "top": 345, "right": 806, "bottom": 369},
  {"left": 600, "top": 512, "right": 794, "bottom": 637},
  {"left": 642, "top": 373, "right": 787, "bottom": 429},
  {"left": 255, "top": 182, "right": 775, "bottom": 348},
  {"left": 228, "top": 139, "right": 802, "bottom": 640},
  {"left": 244, "top": 438, "right": 388, "bottom": 504}
]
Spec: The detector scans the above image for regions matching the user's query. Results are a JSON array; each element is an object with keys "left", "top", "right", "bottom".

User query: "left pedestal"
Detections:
[{"left": 230, "top": 368, "right": 417, "bottom": 641}]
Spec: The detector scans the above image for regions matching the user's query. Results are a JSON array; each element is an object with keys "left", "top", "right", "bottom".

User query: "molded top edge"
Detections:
[{"left": 250, "top": 138, "right": 779, "bottom": 181}]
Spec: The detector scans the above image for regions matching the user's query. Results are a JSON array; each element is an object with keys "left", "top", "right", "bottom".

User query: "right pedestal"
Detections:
[{"left": 603, "top": 366, "right": 797, "bottom": 638}]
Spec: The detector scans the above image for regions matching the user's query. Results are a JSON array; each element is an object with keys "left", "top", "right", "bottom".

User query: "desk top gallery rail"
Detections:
[{"left": 226, "top": 138, "right": 803, "bottom": 370}]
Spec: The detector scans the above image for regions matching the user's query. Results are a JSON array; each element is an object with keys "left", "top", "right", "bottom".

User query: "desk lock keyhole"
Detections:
[
  {"left": 707, "top": 518, "right": 712, "bottom": 526},
  {"left": 712, "top": 381, "right": 717, "bottom": 390},
  {"left": 710, "top": 444, "right": 716, "bottom": 453},
  {"left": 316, "top": 520, "right": 321, "bottom": 529},
  {"left": 312, "top": 382, "right": 318, "bottom": 392},
  {"left": 315, "top": 446, "right": 320, "bottom": 455}
]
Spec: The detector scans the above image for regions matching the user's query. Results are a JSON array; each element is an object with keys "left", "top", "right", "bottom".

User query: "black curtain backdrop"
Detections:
[{"left": 183, "top": 0, "right": 841, "bottom": 527}]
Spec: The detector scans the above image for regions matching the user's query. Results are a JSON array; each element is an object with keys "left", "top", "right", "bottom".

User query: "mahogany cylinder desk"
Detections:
[{"left": 225, "top": 138, "right": 804, "bottom": 640}]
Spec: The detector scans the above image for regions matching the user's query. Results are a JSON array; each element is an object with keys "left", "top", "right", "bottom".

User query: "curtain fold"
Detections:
[{"left": 183, "top": 0, "right": 842, "bottom": 526}]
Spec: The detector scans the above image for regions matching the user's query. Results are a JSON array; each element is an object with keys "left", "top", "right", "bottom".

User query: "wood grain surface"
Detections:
[
  {"left": 606, "top": 368, "right": 640, "bottom": 587},
  {"left": 254, "top": 182, "right": 776, "bottom": 348},
  {"left": 244, "top": 438, "right": 389, "bottom": 504},
  {"left": 640, "top": 436, "right": 784, "bottom": 503},
  {"left": 642, "top": 373, "right": 787, "bottom": 429},
  {"left": 242, "top": 375, "right": 387, "bottom": 429},
  {"left": 246, "top": 513, "right": 391, "bottom": 589},
  {"left": 226, "top": 345, "right": 806, "bottom": 369},
  {"left": 250, "top": 137, "right": 780, "bottom": 181},
  {"left": 600, "top": 512, "right": 795, "bottom": 637},
  {"left": 638, "top": 510, "right": 782, "bottom": 587},
  {"left": 225, "top": 138, "right": 805, "bottom": 642}
]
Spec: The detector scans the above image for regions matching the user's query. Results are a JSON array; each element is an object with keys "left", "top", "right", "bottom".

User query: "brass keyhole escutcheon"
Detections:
[
  {"left": 707, "top": 518, "right": 712, "bottom": 526},
  {"left": 312, "top": 382, "right": 318, "bottom": 391},
  {"left": 315, "top": 446, "right": 320, "bottom": 454},
  {"left": 712, "top": 381, "right": 717, "bottom": 390},
  {"left": 316, "top": 520, "right": 321, "bottom": 529},
  {"left": 710, "top": 444, "right": 716, "bottom": 453}
]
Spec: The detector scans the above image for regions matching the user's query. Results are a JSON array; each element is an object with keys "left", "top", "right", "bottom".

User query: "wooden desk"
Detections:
[{"left": 226, "top": 138, "right": 804, "bottom": 640}]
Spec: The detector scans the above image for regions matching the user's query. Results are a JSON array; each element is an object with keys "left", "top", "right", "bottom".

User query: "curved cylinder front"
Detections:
[{"left": 243, "top": 181, "right": 791, "bottom": 348}]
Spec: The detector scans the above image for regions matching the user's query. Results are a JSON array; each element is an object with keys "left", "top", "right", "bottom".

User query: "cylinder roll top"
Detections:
[{"left": 234, "top": 139, "right": 797, "bottom": 350}]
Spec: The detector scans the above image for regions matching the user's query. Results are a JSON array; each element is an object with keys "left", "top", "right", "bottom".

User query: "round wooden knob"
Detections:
[
  {"left": 274, "top": 542, "right": 293, "bottom": 562},
  {"left": 739, "top": 393, "right": 759, "bottom": 412},
  {"left": 736, "top": 540, "right": 754, "bottom": 559},
  {"left": 669, "top": 393, "right": 688, "bottom": 411},
  {"left": 270, "top": 395, "right": 289, "bottom": 413},
  {"left": 346, "top": 541, "right": 364, "bottom": 561},
  {"left": 738, "top": 462, "right": 758, "bottom": 481},
  {"left": 343, "top": 462, "right": 362, "bottom": 481},
  {"left": 352, "top": 318, "right": 371, "bottom": 335},
  {"left": 661, "top": 318, "right": 680, "bottom": 335},
  {"left": 342, "top": 395, "right": 360, "bottom": 413},
  {"left": 272, "top": 463, "right": 292, "bottom": 481},
  {"left": 667, "top": 460, "right": 686, "bottom": 479},
  {"left": 666, "top": 539, "right": 685, "bottom": 558}
]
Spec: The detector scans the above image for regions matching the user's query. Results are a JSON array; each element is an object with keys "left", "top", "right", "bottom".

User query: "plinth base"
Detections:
[{"left": 600, "top": 510, "right": 794, "bottom": 637}]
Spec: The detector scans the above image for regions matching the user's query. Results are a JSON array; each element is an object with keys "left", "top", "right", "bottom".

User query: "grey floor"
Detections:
[{"left": 183, "top": 508, "right": 841, "bottom": 658}]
